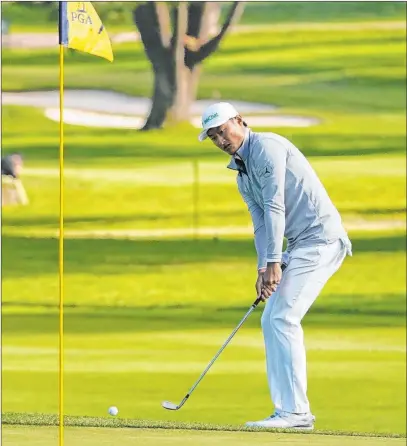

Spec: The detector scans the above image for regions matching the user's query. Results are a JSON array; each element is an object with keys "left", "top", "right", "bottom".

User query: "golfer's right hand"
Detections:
[
  {"left": 256, "top": 269, "right": 266, "bottom": 301},
  {"left": 261, "top": 263, "right": 282, "bottom": 300}
]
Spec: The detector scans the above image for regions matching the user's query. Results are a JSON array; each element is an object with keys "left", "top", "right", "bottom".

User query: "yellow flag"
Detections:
[{"left": 59, "top": 2, "right": 113, "bottom": 62}]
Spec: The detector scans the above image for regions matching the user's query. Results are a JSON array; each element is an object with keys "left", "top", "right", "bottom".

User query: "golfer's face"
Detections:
[{"left": 207, "top": 118, "right": 244, "bottom": 155}]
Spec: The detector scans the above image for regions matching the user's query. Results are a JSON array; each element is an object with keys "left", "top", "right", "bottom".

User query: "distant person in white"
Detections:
[
  {"left": 1, "top": 153, "right": 29, "bottom": 206},
  {"left": 198, "top": 102, "right": 352, "bottom": 430}
]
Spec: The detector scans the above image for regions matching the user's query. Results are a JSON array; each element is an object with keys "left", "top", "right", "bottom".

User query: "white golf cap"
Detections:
[{"left": 198, "top": 102, "right": 239, "bottom": 142}]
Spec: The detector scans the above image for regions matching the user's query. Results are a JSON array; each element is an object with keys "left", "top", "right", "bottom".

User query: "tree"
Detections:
[{"left": 133, "top": 1, "right": 245, "bottom": 130}]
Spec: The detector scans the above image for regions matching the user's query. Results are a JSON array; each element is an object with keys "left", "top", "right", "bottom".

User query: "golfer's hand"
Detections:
[
  {"left": 260, "top": 263, "right": 282, "bottom": 300},
  {"left": 255, "top": 269, "right": 266, "bottom": 299}
]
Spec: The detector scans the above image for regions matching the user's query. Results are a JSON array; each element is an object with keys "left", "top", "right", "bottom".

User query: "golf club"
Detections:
[{"left": 162, "top": 296, "right": 263, "bottom": 411}]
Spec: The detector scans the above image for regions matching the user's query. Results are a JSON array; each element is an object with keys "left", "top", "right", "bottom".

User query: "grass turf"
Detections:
[
  {"left": 1, "top": 5, "right": 406, "bottom": 440},
  {"left": 3, "top": 426, "right": 406, "bottom": 446},
  {"left": 2, "top": 22, "right": 406, "bottom": 114},
  {"left": 2, "top": 412, "right": 406, "bottom": 437},
  {"left": 2, "top": 308, "right": 406, "bottom": 433}
]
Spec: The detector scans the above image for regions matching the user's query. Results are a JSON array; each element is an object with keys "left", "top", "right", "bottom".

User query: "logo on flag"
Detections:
[
  {"left": 59, "top": 1, "right": 114, "bottom": 62},
  {"left": 71, "top": 3, "right": 92, "bottom": 25}
]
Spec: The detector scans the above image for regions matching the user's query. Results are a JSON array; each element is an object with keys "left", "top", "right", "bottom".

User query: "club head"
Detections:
[{"left": 162, "top": 400, "right": 179, "bottom": 411}]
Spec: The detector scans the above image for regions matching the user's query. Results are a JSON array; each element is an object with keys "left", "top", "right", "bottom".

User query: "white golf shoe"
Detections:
[{"left": 245, "top": 411, "right": 315, "bottom": 430}]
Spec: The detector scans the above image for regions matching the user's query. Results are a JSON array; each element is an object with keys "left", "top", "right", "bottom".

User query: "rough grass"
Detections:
[{"left": 2, "top": 412, "right": 406, "bottom": 438}]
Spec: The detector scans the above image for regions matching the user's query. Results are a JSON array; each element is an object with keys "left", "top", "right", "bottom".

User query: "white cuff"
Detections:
[{"left": 266, "top": 258, "right": 282, "bottom": 263}]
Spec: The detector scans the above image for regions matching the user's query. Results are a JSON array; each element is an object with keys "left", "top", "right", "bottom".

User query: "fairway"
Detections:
[
  {"left": 2, "top": 308, "right": 405, "bottom": 433},
  {"left": 1, "top": 1, "right": 406, "bottom": 442}
]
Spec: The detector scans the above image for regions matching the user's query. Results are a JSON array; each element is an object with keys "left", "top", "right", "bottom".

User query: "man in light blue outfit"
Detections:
[{"left": 198, "top": 102, "right": 352, "bottom": 430}]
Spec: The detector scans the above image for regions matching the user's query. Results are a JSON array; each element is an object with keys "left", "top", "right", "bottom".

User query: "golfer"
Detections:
[{"left": 198, "top": 102, "right": 352, "bottom": 430}]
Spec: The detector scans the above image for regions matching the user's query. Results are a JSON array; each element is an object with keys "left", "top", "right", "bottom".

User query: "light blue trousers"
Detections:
[{"left": 261, "top": 238, "right": 351, "bottom": 414}]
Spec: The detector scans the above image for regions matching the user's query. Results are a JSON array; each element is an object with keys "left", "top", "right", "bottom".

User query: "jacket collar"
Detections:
[{"left": 226, "top": 128, "right": 251, "bottom": 172}]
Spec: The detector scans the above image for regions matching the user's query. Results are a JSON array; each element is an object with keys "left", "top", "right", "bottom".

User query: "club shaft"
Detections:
[
  {"left": 171, "top": 270, "right": 287, "bottom": 410},
  {"left": 184, "top": 302, "right": 259, "bottom": 399}
]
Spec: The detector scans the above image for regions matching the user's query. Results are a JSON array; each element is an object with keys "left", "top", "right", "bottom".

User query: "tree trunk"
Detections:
[
  {"left": 169, "top": 2, "right": 220, "bottom": 123},
  {"left": 187, "top": 3, "right": 221, "bottom": 109},
  {"left": 134, "top": 2, "right": 175, "bottom": 130},
  {"left": 169, "top": 69, "right": 200, "bottom": 123},
  {"left": 143, "top": 64, "right": 175, "bottom": 130},
  {"left": 168, "top": 2, "right": 189, "bottom": 123},
  {"left": 134, "top": 2, "right": 244, "bottom": 129}
]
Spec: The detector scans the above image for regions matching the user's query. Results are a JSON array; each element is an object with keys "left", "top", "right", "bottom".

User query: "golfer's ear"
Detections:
[{"left": 235, "top": 115, "right": 244, "bottom": 126}]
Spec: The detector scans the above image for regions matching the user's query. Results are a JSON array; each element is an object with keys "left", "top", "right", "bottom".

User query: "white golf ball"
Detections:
[{"left": 108, "top": 406, "right": 119, "bottom": 416}]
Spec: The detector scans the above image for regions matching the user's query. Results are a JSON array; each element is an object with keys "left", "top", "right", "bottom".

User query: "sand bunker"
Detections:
[{"left": 3, "top": 90, "right": 320, "bottom": 129}]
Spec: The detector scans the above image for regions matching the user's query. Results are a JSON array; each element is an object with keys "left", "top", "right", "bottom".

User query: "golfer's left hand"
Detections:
[{"left": 261, "top": 263, "right": 282, "bottom": 300}]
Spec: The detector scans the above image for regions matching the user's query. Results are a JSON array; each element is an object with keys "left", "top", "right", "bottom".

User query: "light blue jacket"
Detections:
[{"left": 227, "top": 129, "right": 351, "bottom": 270}]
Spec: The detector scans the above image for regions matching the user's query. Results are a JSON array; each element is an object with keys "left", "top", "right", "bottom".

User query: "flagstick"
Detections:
[
  {"left": 59, "top": 42, "right": 65, "bottom": 446},
  {"left": 56, "top": 3, "right": 113, "bottom": 442}
]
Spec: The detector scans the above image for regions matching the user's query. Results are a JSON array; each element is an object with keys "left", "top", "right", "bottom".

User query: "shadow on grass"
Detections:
[
  {"left": 341, "top": 207, "right": 406, "bottom": 216},
  {"left": 2, "top": 233, "right": 405, "bottom": 279},
  {"left": 3, "top": 208, "right": 406, "bottom": 229},
  {"left": 2, "top": 291, "right": 406, "bottom": 335},
  {"left": 2, "top": 213, "right": 181, "bottom": 228},
  {"left": 219, "top": 35, "right": 407, "bottom": 58},
  {"left": 2, "top": 210, "right": 248, "bottom": 228},
  {"left": 4, "top": 133, "right": 407, "bottom": 163}
]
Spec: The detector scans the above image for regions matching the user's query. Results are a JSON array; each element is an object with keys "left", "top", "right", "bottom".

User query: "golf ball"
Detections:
[{"left": 108, "top": 406, "right": 119, "bottom": 416}]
